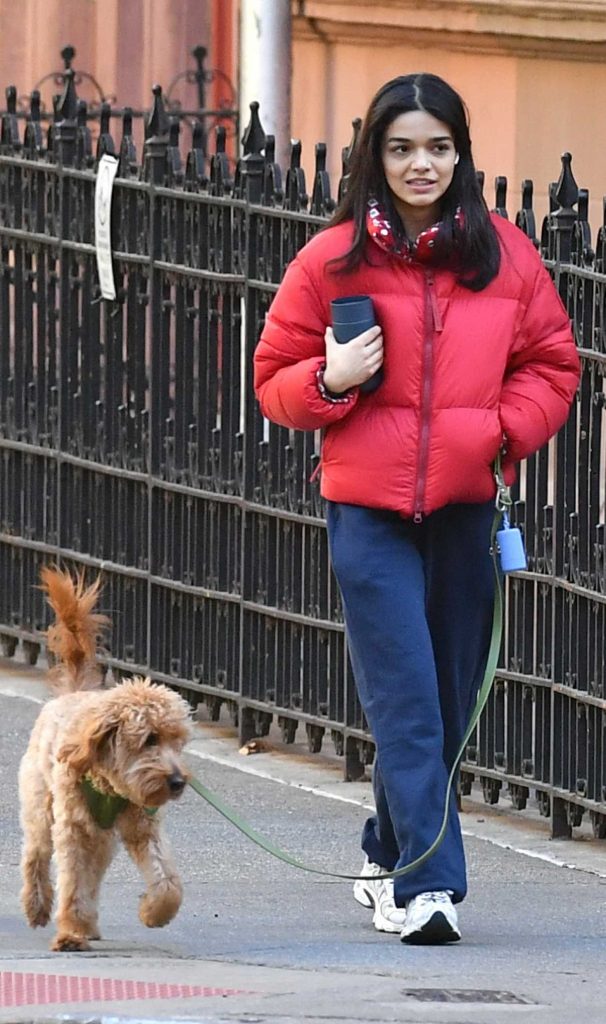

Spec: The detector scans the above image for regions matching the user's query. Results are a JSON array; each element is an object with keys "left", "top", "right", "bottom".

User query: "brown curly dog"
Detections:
[{"left": 19, "top": 567, "right": 193, "bottom": 952}]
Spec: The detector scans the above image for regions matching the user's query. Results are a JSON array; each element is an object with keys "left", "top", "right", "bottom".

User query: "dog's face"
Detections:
[{"left": 58, "top": 677, "right": 193, "bottom": 808}]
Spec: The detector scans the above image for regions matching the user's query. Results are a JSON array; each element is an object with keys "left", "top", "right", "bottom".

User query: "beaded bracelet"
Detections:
[{"left": 316, "top": 364, "right": 353, "bottom": 404}]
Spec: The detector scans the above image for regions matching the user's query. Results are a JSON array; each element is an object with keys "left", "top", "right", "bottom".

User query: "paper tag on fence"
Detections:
[{"left": 94, "top": 154, "right": 119, "bottom": 300}]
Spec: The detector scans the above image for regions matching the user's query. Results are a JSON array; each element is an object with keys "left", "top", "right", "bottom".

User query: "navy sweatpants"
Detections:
[{"left": 326, "top": 500, "right": 496, "bottom": 907}]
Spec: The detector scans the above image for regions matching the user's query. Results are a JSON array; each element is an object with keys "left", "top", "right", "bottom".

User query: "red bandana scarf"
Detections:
[{"left": 366, "top": 199, "right": 462, "bottom": 264}]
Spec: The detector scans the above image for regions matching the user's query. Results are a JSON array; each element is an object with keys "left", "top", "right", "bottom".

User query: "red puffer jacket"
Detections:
[{"left": 253, "top": 214, "right": 580, "bottom": 518}]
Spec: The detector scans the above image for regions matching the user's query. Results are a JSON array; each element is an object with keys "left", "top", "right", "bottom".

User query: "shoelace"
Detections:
[{"left": 414, "top": 891, "right": 452, "bottom": 907}]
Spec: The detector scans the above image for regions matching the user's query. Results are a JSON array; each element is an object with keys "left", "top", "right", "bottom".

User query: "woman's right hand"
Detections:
[{"left": 323, "top": 325, "right": 384, "bottom": 393}]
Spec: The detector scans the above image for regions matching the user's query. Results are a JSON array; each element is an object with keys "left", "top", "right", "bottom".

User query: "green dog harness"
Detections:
[{"left": 80, "top": 776, "right": 159, "bottom": 829}]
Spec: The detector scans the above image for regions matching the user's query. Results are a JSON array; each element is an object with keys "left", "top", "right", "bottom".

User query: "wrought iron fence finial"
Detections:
[
  {"left": 493, "top": 175, "right": 508, "bottom": 219},
  {"left": 30, "top": 90, "right": 41, "bottom": 122},
  {"left": 191, "top": 45, "right": 208, "bottom": 111},
  {"left": 61, "top": 45, "right": 76, "bottom": 70},
  {"left": 285, "top": 139, "right": 308, "bottom": 210},
  {"left": 146, "top": 84, "right": 170, "bottom": 140},
  {"left": 118, "top": 106, "right": 137, "bottom": 177},
  {"left": 209, "top": 124, "right": 232, "bottom": 194},
  {"left": 263, "top": 134, "right": 283, "bottom": 204},
  {"left": 76, "top": 98, "right": 93, "bottom": 167},
  {"left": 55, "top": 67, "right": 78, "bottom": 123},
  {"left": 572, "top": 187, "right": 594, "bottom": 267},
  {"left": 341, "top": 117, "right": 361, "bottom": 172},
  {"left": 96, "top": 101, "right": 116, "bottom": 161},
  {"left": 311, "top": 142, "right": 334, "bottom": 217},
  {"left": 338, "top": 118, "right": 362, "bottom": 202},
  {"left": 542, "top": 154, "right": 579, "bottom": 261},
  {"left": 167, "top": 116, "right": 183, "bottom": 184},
  {"left": 1, "top": 85, "right": 20, "bottom": 150},
  {"left": 186, "top": 120, "right": 207, "bottom": 189},
  {"left": 522, "top": 178, "right": 533, "bottom": 210},
  {"left": 192, "top": 119, "right": 204, "bottom": 150},
  {"left": 515, "top": 180, "right": 538, "bottom": 248},
  {"left": 555, "top": 152, "right": 579, "bottom": 212},
  {"left": 24, "top": 90, "right": 43, "bottom": 155},
  {"left": 241, "top": 101, "right": 266, "bottom": 156}
]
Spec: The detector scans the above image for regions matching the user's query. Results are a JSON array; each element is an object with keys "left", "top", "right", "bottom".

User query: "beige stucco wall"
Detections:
[{"left": 291, "top": 1, "right": 606, "bottom": 234}]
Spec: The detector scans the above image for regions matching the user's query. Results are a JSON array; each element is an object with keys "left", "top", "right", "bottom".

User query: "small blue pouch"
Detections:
[{"left": 496, "top": 512, "right": 527, "bottom": 573}]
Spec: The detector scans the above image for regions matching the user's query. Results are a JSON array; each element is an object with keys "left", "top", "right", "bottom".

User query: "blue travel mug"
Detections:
[
  {"left": 330, "top": 295, "right": 383, "bottom": 394},
  {"left": 496, "top": 517, "right": 528, "bottom": 573}
]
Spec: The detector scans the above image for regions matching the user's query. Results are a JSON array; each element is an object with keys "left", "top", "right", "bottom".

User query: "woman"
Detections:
[{"left": 253, "top": 74, "right": 579, "bottom": 944}]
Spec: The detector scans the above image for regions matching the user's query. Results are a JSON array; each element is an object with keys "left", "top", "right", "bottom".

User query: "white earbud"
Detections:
[{"left": 454, "top": 153, "right": 460, "bottom": 165}]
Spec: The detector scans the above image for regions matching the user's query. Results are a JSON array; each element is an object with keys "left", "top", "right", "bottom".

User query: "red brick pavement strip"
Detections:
[{"left": 0, "top": 972, "right": 252, "bottom": 1009}]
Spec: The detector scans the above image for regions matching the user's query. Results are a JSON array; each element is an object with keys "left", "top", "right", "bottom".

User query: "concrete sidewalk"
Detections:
[{"left": 1, "top": 655, "right": 605, "bottom": 1024}]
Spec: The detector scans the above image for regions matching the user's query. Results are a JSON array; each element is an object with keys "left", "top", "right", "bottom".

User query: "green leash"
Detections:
[{"left": 188, "top": 465, "right": 509, "bottom": 882}]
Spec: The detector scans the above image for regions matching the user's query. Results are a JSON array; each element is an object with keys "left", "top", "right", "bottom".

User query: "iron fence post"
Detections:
[
  {"left": 143, "top": 86, "right": 170, "bottom": 678},
  {"left": 238, "top": 102, "right": 266, "bottom": 746},
  {"left": 54, "top": 69, "right": 78, "bottom": 588},
  {"left": 547, "top": 154, "right": 579, "bottom": 839}
]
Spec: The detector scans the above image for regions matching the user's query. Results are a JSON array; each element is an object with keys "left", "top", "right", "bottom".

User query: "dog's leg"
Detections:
[
  {"left": 19, "top": 754, "right": 54, "bottom": 928},
  {"left": 118, "top": 809, "right": 183, "bottom": 928},
  {"left": 81, "top": 834, "right": 115, "bottom": 940},
  {"left": 51, "top": 789, "right": 116, "bottom": 952}
]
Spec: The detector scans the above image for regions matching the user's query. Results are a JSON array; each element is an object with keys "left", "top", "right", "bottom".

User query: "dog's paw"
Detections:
[
  {"left": 51, "top": 932, "right": 92, "bottom": 952},
  {"left": 30, "top": 908, "right": 52, "bottom": 928},
  {"left": 22, "top": 887, "right": 53, "bottom": 929},
  {"left": 139, "top": 880, "right": 182, "bottom": 928}
]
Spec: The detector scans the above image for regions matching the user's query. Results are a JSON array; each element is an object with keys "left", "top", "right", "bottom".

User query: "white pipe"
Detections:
[{"left": 240, "top": 0, "right": 292, "bottom": 168}]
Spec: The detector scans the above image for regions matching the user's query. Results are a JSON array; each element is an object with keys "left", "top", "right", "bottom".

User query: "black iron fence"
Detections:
[
  {"left": 1, "top": 45, "right": 239, "bottom": 161},
  {"left": 0, "top": 72, "right": 604, "bottom": 841}
]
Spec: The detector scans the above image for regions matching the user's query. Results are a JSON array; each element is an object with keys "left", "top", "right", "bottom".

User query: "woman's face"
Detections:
[{"left": 381, "top": 110, "right": 457, "bottom": 227}]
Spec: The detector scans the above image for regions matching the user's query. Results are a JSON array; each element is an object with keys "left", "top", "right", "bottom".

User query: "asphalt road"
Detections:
[{"left": 1, "top": 659, "right": 606, "bottom": 1024}]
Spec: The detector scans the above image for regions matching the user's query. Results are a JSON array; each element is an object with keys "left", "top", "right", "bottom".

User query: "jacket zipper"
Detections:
[{"left": 413, "top": 270, "right": 443, "bottom": 522}]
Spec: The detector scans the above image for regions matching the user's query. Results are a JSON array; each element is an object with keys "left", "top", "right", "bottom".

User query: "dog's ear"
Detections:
[{"left": 56, "top": 712, "right": 118, "bottom": 775}]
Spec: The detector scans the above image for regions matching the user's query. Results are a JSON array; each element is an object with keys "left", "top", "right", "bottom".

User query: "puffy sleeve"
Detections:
[
  {"left": 499, "top": 252, "right": 580, "bottom": 465},
  {"left": 253, "top": 254, "right": 359, "bottom": 431}
]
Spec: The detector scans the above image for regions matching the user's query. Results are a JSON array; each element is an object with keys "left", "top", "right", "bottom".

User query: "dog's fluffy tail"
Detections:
[{"left": 40, "top": 567, "right": 109, "bottom": 693}]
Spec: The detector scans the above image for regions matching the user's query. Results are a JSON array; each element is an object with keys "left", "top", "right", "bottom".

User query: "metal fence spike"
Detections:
[{"left": 241, "top": 100, "right": 266, "bottom": 156}]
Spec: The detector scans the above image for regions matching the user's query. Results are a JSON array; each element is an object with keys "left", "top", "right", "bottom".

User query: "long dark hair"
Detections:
[{"left": 329, "top": 73, "right": 500, "bottom": 291}]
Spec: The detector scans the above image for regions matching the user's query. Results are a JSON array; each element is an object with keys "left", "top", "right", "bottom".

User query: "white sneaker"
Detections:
[
  {"left": 400, "top": 891, "right": 461, "bottom": 945},
  {"left": 353, "top": 857, "right": 407, "bottom": 933}
]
